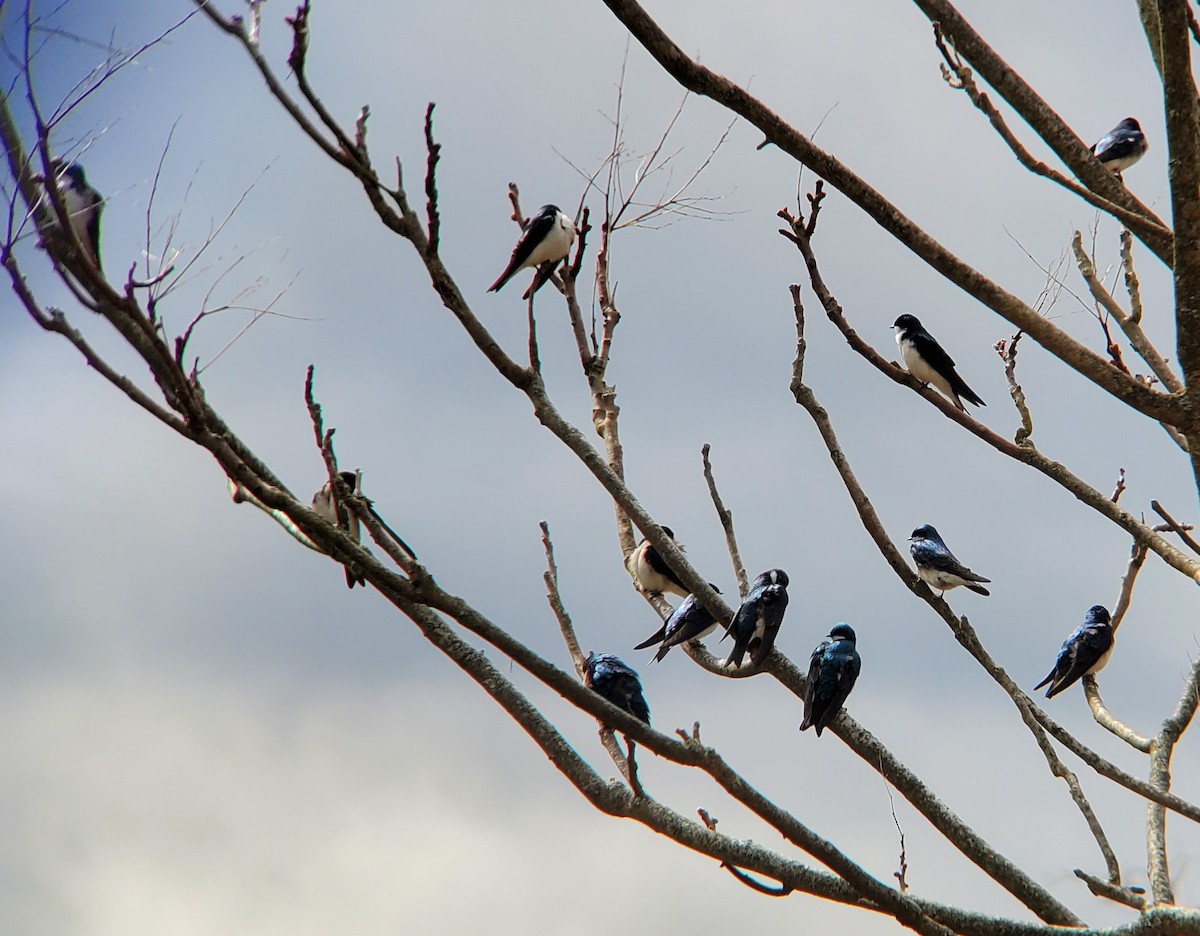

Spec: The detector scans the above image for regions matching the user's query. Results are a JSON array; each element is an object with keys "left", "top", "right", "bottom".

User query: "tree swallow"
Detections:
[
  {"left": 583, "top": 652, "right": 650, "bottom": 725},
  {"left": 721, "top": 569, "right": 789, "bottom": 668},
  {"left": 1034, "top": 605, "right": 1114, "bottom": 699},
  {"left": 52, "top": 161, "right": 103, "bottom": 272},
  {"left": 312, "top": 471, "right": 366, "bottom": 588},
  {"left": 893, "top": 314, "right": 985, "bottom": 411},
  {"left": 1091, "top": 118, "right": 1147, "bottom": 174},
  {"left": 626, "top": 526, "right": 720, "bottom": 600},
  {"left": 488, "top": 204, "right": 576, "bottom": 294},
  {"left": 909, "top": 524, "right": 990, "bottom": 596},
  {"left": 800, "top": 623, "right": 861, "bottom": 737},
  {"left": 635, "top": 593, "right": 720, "bottom": 663}
]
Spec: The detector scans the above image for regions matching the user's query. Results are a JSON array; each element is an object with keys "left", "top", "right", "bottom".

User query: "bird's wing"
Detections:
[
  {"left": 508, "top": 210, "right": 557, "bottom": 270},
  {"left": 803, "top": 640, "right": 828, "bottom": 707},
  {"left": 1064, "top": 622, "right": 1114, "bottom": 676},
  {"left": 912, "top": 329, "right": 959, "bottom": 371},
  {"left": 660, "top": 601, "right": 716, "bottom": 650},
  {"left": 816, "top": 654, "right": 860, "bottom": 730},
  {"left": 1097, "top": 136, "right": 1142, "bottom": 163},
  {"left": 912, "top": 540, "right": 959, "bottom": 572},
  {"left": 645, "top": 545, "right": 688, "bottom": 593},
  {"left": 488, "top": 209, "right": 556, "bottom": 292}
]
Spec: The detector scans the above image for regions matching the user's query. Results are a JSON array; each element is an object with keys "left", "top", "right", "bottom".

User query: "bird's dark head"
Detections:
[
  {"left": 752, "top": 568, "right": 788, "bottom": 591},
  {"left": 1119, "top": 117, "right": 1141, "bottom": 132},
  {"left": 910, "top": 524, "right": 938, "bottom": 542},
  {"left": 829, "top": 622, "right": 856, "bottom": 643},
  {"left": 893, "top": 313, "right": 920, "bottom": 330},
  {"left": 660, "top": 525, "right": 676, "bottom": 540},
  {"left": 60, "top": 162, "right": 88, "bottom": 189},
  {"left": 337, "top": 470, "right": 358, "bottom": 488},
  {"left": 1086, "top": 605, "right": 1112, "bottom": 625},
  {"left": 537, "top": 204, "right": 562, "bottom": 217}
]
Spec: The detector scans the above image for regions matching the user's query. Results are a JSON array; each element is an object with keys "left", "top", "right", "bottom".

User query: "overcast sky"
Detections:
[{"left": 3, "top": 1, "right": 1199, "bottom": 933}]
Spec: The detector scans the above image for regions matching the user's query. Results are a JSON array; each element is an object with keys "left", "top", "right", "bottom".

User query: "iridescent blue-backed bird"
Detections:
[
  {"left": 584, "top": 652, "right": 650, "bottom": 724},
  {"left": 893, "top": 314, "right": 984, "bottom": 411},
  {"left": 1034, "top": 605, "right": 1114, "bottom": 699},
  {"left": 800, "top": 623, "right": 861, "bottom": 737},
  {"left": 909, "top": 525, "right": 991, "bottom": 596},
  {"left": 722, "top": 569, "right": 789, "bottom": 668},
  {"left": 635, "top": 593, "right": 720, "bottom": 663},
  {"left": 1091, "top": 118, "right": 1147, "bottom": 175}
]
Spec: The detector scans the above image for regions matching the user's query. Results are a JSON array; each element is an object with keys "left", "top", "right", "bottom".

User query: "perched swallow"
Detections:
[
  {"left": 909, "top": 525, "right": 990, "bottom": 596},
  {"left": 583, "top": 652, "right": 650, "bottom": 725},
  {"left": 722, "top": 569, "right": 789, "bottom": 668},
  {"left": 312, "top": 471, "right": 366, "bottom": 588},
  {"left": 635, "top": 593, "right": 720, "bottom": 663},
  {"left": 893, "top": 314, "right": 985, "bottom": 411},
  {"left": 1034, "top": 605, "right": 1114, "bottom": 699},
  {"left": 488, "top": 204, "right": 576, "bottom": 294},
  {"left": 1091, "top": 118, "right": 1147, "bottom": 174},
  {"left": 627, "top": 526, "right": 720, "bottom": 600},
  {"left": 52, "top": 161, "right": 103, "bottom": 271},
  {"left": 800, "top": 623, "right": 861, "bottom": 737}
]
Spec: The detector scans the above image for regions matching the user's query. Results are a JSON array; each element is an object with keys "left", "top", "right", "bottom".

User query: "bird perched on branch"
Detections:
[
  {"left": 49, "top": 161, "right": 103, "bottom": 272},
  {"left": 584, "top": 652, "right": 650, "bottom": 725},
  {"left": 635, "top": 593, "right": 720, "bottom": 663},
  {"left": 722, "top": 569, "right": 789, "bottom": 668},
  {"left": 893, "top": 314, "right": 985, "bottom": 411},
  {"left": 1034, "top": 605, "right": 1114, "bottom": 699},
  {"left": 488, "top": 203, "right": 575, "bottom": 295},
  {"left": 312, "top": 470, "right": 366, "bottom": 588},
  {"left": 800, "top": 623, "right": 861, "bottom": 737},
  {"left": 1091, "top": 118, "right": 1147, "bottom": 175},
  {"left": 909, "top": 525, "right": 990, "bottom": 596},
  {"left": 627, "top": 526, "right": 720, "bottom": 600}
]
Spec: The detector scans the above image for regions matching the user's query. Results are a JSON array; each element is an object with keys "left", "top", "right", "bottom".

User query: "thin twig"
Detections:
[
  {"left": 423, "top": 103, "right": 441, "bottom": 256},
  {"left": 540, "top": 521, "right": 638, "bottom": 792},
  {"left": 1084, "top": 677, "right": 1153, "bottom": 752},
  {"left": 1148, "top": 655, "right": 1200, "bottom": 906},
  {"left": 1121, "top": 230, "right": 1145, "bottom": 325},
  {"left": 1072, "top": 231, "right": 1183, "bottom": 394},
  {"left": 879, "top": 757, "right": 910, "bottom": 893},
  {"left": 1083, "top": 542, "right": 1151, "bottom": 749},
  {"left": 1111, "top": 468, "right": 1127, "bottom": 504},
  {"left": 701, "top": 444, "right": 748, "bottom": 597},
  {"left": 226, "top": 479, "right": 320, "bottom": 550},
  {"left": 1112, "top": 540, "right": 1148, "bottom": 632},
  {"left": 1151, "top": 500, "right": 1200, "bottom": 557},
  {"left": 995, "top": 332, "right": 1033, "bottom": 443},
  {"left": 1072, "top": 869, "right": 1147, "bottom": 909}
]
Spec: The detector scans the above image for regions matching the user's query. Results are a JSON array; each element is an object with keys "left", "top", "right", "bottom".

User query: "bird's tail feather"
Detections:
[{"left": 634, "top": 626, "right": 668, "bottom": 651}]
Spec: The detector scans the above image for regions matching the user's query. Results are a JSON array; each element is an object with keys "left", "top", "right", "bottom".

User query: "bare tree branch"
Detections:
[
  {"left": 600, "top": 0, "right": 1181, "bottom": 427},
  {"left": 701, "top": 443, "right": 749, "bottom": 597}
]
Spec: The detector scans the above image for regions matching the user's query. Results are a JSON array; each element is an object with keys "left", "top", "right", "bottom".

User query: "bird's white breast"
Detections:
[
  {"left": 898, "top": 334, "right": 954, "bottom": 398},
  {"left": 526, "top": 214, "right": 576, "bottom": 267},
  {"left": 915, "top": 565, "right": 968, "bottom": 590},
  {"left": 60, "top": 186, "right": 92, "bottom": 243},
  {"left": 1086, "top": 642, "right": 1114, "bottom": 676}
]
